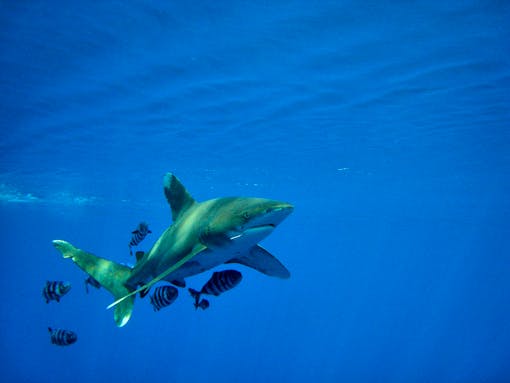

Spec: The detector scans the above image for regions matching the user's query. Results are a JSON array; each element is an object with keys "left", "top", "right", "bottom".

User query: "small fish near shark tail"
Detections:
[{"left": 52, "top": 240, "right": 135, "bottom": 327}]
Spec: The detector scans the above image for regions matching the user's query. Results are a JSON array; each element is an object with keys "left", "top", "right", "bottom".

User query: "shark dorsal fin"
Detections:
[{"left": 163, "top": 173, "right": 196, "bottom": 221}]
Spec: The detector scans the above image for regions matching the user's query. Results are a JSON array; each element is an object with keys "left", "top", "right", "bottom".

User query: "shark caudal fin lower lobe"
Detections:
[{"left": 52, "top": 240, "right": 135, "bottom": 327}]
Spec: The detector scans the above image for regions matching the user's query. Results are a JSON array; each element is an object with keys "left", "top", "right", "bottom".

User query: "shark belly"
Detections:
[{"left": 164, "top": 225, "right": 275, "bottom": 282}]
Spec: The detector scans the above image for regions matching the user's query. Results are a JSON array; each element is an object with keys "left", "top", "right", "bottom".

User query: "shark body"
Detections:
[{"left": 53, "top": 173, "right": 293, "bottom": 327}]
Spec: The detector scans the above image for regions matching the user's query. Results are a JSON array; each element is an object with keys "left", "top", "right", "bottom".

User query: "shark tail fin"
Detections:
[{"left": 52, "top": 240, "right": 135, "bottom": 327}]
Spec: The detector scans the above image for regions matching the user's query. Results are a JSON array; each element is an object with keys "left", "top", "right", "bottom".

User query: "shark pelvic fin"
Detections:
[
  {"left": 107, "top": 243, "right": 208, "bottom": 310},
  {"left": 164, "top": 173, "right": 196, "bottom": 222},
  {"left": 52, "top": 240, "right": 136, "bottom": 327},
  {"left": 227, "top": 245, "right": 291, "bottom": 279}
]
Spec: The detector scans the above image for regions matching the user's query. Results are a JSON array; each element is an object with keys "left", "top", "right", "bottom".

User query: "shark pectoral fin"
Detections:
[
  {"left": 227, "top": 245, "right": 291, "bottom": 279},
  {"left": 107, "top": 243, "right": 208, "bottom": 310},
  {"left": 164, "top": 173, "right": 196, "bottom": 222},
  {"left": 114, "top": 295, "right": 135, "bottom": 327}
]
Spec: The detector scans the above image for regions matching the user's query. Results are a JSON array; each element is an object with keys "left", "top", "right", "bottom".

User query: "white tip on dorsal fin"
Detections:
[{"left": 163, "top": 173, "right": 196, "bottom": 222}]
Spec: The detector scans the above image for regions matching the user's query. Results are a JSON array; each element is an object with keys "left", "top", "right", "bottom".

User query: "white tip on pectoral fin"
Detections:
[{"left": 107, "top": 291, "right": 137, "bottom": 310}]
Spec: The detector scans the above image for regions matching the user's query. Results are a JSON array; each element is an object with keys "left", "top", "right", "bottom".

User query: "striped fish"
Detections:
[
  {"left": 129, "top": 222, "right": 152, "bottom": 255},
  {"left": 48, "top": 327, "right": 77, "bottom": 346},
  {"left": 150, "top": 285, "right": 179, "bottom": 311},
  {"left": 42, "top": 281, "right": 71, "bottom": 303},
  {"left": 189, "top": 270, "right": 242, "bottom": 310}
]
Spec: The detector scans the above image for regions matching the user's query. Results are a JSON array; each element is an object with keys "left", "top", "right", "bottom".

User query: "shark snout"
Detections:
[
  {"left": 266, "top": 202, "right": 293, "bottom": 220},
  {"left": 248, "top": 201, "right": 293, "bottom": 229},
  {"left": 270, "top": 202, "right": 294, "bottom": 212}
]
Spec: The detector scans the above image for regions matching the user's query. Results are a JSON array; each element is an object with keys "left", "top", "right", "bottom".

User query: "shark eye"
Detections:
[{"left": 242, "top": 212, "right": 250, "bottom": 220}]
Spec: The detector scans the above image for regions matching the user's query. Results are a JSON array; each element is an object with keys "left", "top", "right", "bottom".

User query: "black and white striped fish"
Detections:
[
  {"left": 129, "top": 222, "right": 152, "bottom": 255},
  {"left": 84, "top": 276, "right": 101, "bottom": 294},
  {"left": 48, "top": 327, "right": 77, "bottom": 346},
  {"left": 150, "top": 285, "right": 179, "bottom": 311},
  {"left": 42, "top": 281, "right": 71, "bottom": 303},
  {"left": 189, "top": 270, "right": 242, "bottom": 310}
]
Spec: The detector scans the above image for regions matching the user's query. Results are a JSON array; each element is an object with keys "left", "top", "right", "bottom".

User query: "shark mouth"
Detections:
[
  {"left": 230, "top": 224, "right": 275, "bottom": 240},
  {"left": 229, "top": 224, "right": 276, "bottom": 243},
  {"left": 229, "top": 203, "right": 293, "bottom": 242},
  {"left": 251, "top": 223, "right": 276, "bottom": 229},
  {"left": 247, "top": 204, "right": 294, "bottom": 229}
]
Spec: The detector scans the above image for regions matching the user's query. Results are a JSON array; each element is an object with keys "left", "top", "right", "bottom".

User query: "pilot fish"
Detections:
[
  {"left": 129, "top": 222, "right": 152, "bottom": 255},
  {"left": 43, "top": 281, "right": 71, "bottom": 303},
  {"left": 150, "top": 285, "right": 179, "bottom": 311},
  {"left": 189, "top": 270, "right": 242, "bottom": 310},
  {"left": 48, "top": 327, "right": 77, "bottom": 346}
]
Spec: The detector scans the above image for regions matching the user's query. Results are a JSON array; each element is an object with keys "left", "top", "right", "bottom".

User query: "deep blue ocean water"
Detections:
[{"left": 1, "top": 1, "right": 509, "bottom": 382}]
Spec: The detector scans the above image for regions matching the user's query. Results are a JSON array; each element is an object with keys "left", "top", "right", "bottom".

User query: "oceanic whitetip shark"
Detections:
[{"left": 52, "top": 173, "right": 293, "bottom": 327}]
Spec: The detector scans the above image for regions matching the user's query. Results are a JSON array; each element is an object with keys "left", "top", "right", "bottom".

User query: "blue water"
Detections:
[{"left": 1, "top": 1, "right": 509, "bottom": 382}]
